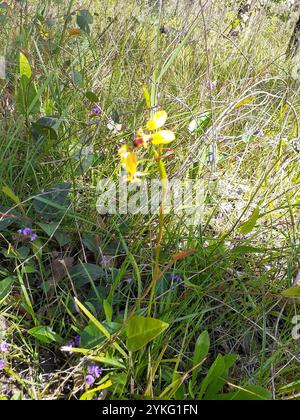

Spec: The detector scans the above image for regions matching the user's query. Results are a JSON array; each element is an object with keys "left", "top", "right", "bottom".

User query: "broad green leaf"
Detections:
[
  {"left": 28, "top": 326, "right": 62, "bottom": 344},
  {"left": 111, "top": 110, "right": 120, "bottom": 124},
  {"left": 74, "top": 298, "right": 111, "bottom": 340},
  {"left": 31, "top": 116, "right": 61, "bottom": 141},
  {"left": 23, "top": 265, "right": 37, "bottom": 274},
  {"left": 76, "top": 9, "right": 93, "bottom": 34},
  {"left": 0, "top": 277, "right": 14, "bottom": 301},
  {"left": 39, "top": 220, "right": 57, "bottom": 238},
  {"left": 110, "top": 372, "right": 127, "bottom": 395},
  {"left": 204, "top": 354, "right": 238, "bottom": 400},
  {"left": 74, "top": 298, "right": 127, "bottom": 358},
  {"left": 20, "top": 52, "right": 32, "bottom": 79},
  {"left": 80, "top": 322, "right": 106, "bottom": 348},
  {"left": 32, "top": 183, "right": 71, "bottom": 220},
  {"left": 72, "top": 146, "right": 95, "bottom": 174},
  {"left": 85, "top": 91, "right": 99, "bottom": 102},
  {"left": 37, "top": 222, "right": 71, "bottom": 247},
  {"left": 53, "top": 231, "right": 71, "bottom": 247},
  {"left": 16, "top": 75, "right": 41, "bottom": 116},
  {"left": 69, "top": 263, "right": 105, "bottom": 287},
  {"left": 126, "top": 316, "right": 169, "bottom": 352},
  {"left": 71, "top": 69, "right": 82, "bottom": 85},
  {"left": 217, "top": 385, "right": 272, "bottom": 401},
  {"left": 81, "top": 322, "right": 121, "bottom": 348},
  {"left": 17, "top": 246, "right": 30, "bottom": 260},
  {"left": 198, "top": 354, "right": 234, "bottom": 399},
  {"left": 0, "top": 206, "right": 20, "bottom": 231},
  {"left": 82, "top": 233, "right": 99, "bottom": 255},
  {"left": 190, "top": 331, "right": 210, "bottom": 389},
  {"left": 282, "top": 286, "right": 300, "bottom": 297},
  {"left": 238, "top": 207, "right": 260, "bottom": 235}
]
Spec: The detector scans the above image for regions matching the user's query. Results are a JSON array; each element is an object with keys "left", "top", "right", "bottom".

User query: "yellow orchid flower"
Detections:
[
  {"left": 118, "top": 145, "right": 141, "bottom": 183},
  {"left": 146, "top": 111, "right": 168, "bottom": 131},
  {"left": 133, "top": 129, "right": 152, "bottom": 148},
  {"left": 152, "top": 130, "right": 175, "bottom": 145}
]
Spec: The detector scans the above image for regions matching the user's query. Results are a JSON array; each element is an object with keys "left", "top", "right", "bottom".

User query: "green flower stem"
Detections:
[{"left": 148, "top": 149, "right": 168, "bottom": 317}]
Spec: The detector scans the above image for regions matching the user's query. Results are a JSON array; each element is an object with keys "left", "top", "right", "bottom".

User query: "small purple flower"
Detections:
[
  {"left": 86, "top": 375, "right": 95, "bottom": 387},
  {"left": 92, "top": 105, "right": 101, "bottom": 115},
  {"left": 88, "top": 364, "right": 103, "bottom": 379},
  {"left": 0, "top": 359, "right": 5, "bottom": 370},
  {"left": 206, "top": 81, "right": 217, "bottom": 90},
  {"left": 23, "top": 228, "right": 33, "bottom": 236},
  {"left": 74, "top": 335, "right": 81, "bottom": 347},
  {"left": 254, "top": 128, "right": 264, "bottom": 136},
  {"left": 0, "top": 341, "right": 9, "bottom": 353},
  {"left": 168, "top": 274, "right": 183, "bottom": 286},
  {"left": 18, "top": 228, "right": 37, "bottom": 242},
  {"left": 65, "top": 335, "right": 81, "bottom": 354}
]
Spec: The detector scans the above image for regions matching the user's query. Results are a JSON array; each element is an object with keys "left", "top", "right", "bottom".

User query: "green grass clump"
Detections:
[{"left": 0, "top": 0, "right": 300, "bottom": 400}]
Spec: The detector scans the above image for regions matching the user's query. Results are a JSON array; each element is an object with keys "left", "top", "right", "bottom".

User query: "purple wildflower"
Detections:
[
  {"left": 206, "top": 81, "right": 217, "bottom": 90},
  {"left": 23, "top": 228, "right": 33, "bottom": 236},
  {"left": 254, "top": 128, "right": 264, "bottom": 136},
  {"left": 0, "top": 359, "right": 5, "bottom": 370},
  {"left": 74, "top": 335, "right": 81, "bottom": 347},
  {"left": 88, "top": 364, "right": 103, "bottom": 379},
  {"left": 0, "top": 342, "right": 9, "bottom": 353},
  {"left": 65, "top": 335, "right": 80, "bottom": 354},
  {"left": 168, "top": 274, "right": 183, "bottom": 286},
  {"left": 86, "top": 375, "right": 95, "bottom": 387},
  {"left": 92, "top": 105, "right": 101, "bottom": 115},
  {"left": 18, "top": 228, "right": 37, "bottom": 242}
]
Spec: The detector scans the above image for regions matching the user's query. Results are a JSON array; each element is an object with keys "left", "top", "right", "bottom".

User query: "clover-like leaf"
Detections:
[{"left": 76, "top": 9, "right": 93, "bottom": 34}]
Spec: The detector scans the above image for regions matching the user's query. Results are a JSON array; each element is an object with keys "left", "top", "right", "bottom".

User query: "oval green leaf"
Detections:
[
  {"left": 126, "top": 316, "right": 169, "bottom": 352},
  {"left": 28, "top": 326, "right": 62, "bottom": 344}
]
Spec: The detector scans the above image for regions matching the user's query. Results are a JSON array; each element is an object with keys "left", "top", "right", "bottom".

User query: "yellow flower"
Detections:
[
  {"left": 118, "top": 145, "right": 141, "bottom": 183},
  {"left": 152, "top": 130, "right": 175, "bottom": 145},
  {"left": 146, "top": 111, "right": 168, "bottom": 131},
  {"left": 133, "top": 129, "right": 152, "bottom": 148}
]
